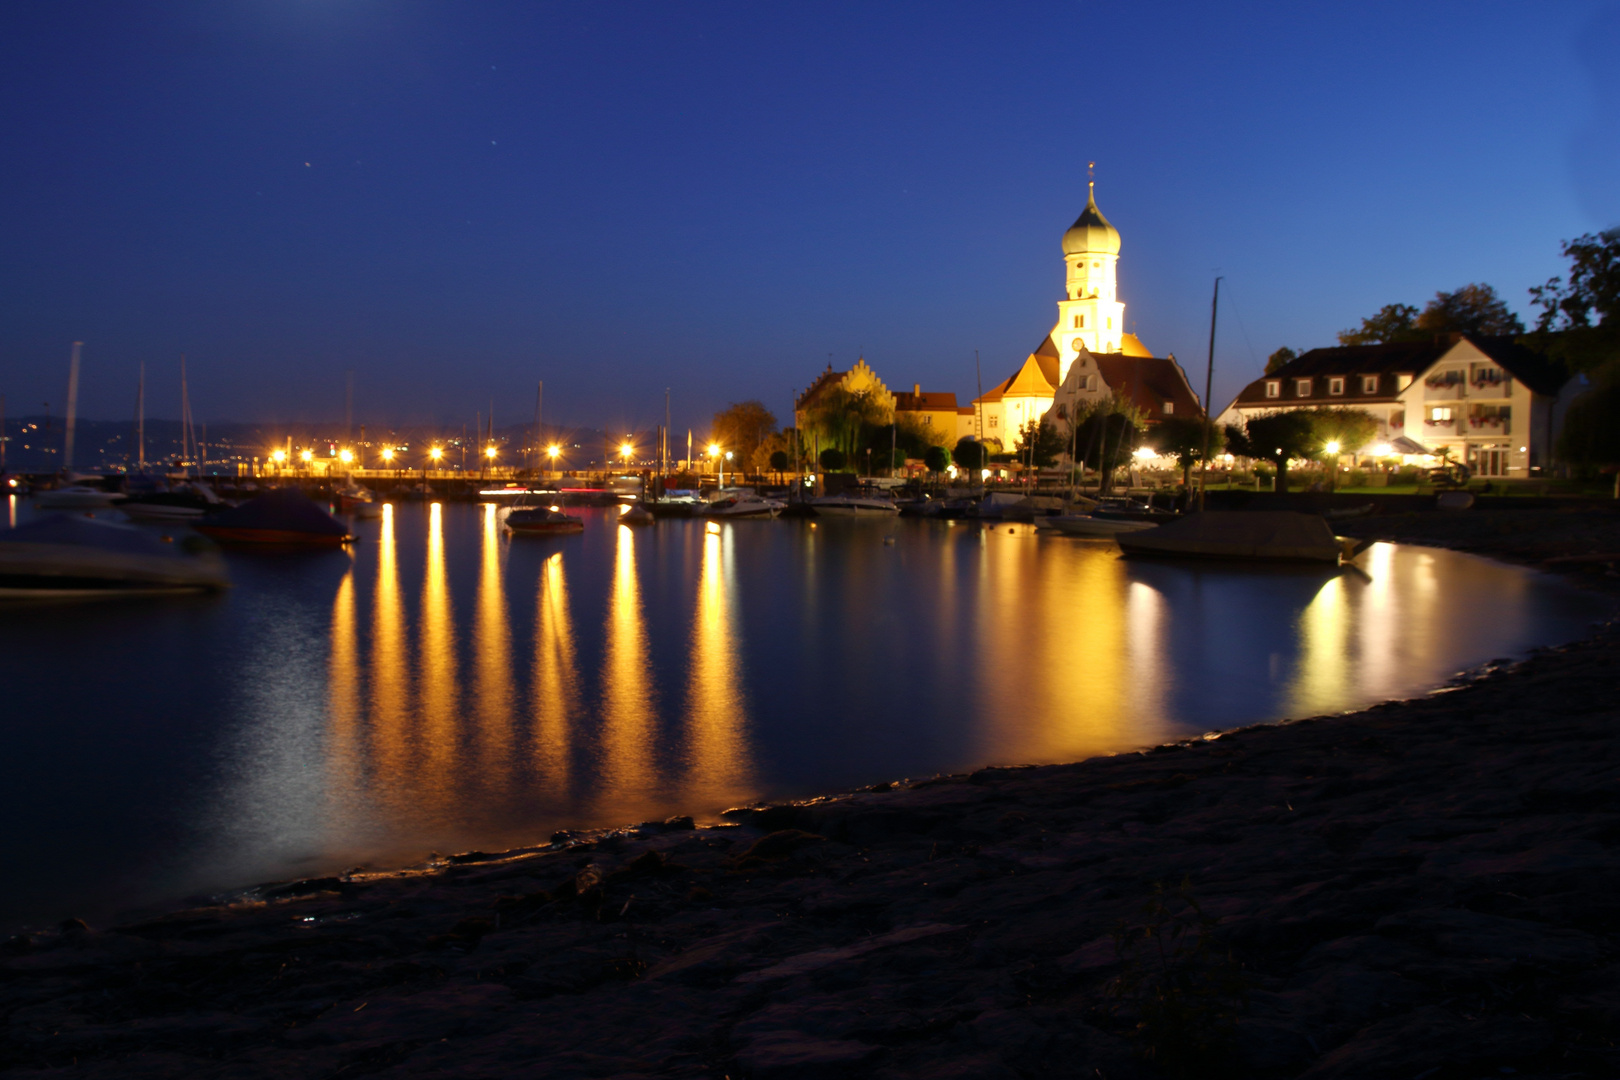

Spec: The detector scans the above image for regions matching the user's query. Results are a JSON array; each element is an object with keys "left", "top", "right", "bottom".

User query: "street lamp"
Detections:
[
  {"left": 620, "top": 440, "right": 634, "bottom": 463},
  {"left": 381, "top": 447, "right": 395, "bottom": 478},
  {"left": 546, "top": 444, "right": 561, "bottom": 478},
  {"left": 484, "top": 444, "right": 496, "bottom": 479},
  {"left": 1324, "top": 440, "right": 1341, "bottom": 492}
]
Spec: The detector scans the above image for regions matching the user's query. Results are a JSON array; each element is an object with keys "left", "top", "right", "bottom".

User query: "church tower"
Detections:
[{"left": 1054, "top": 181, "right": 1124, "bottom": 384}]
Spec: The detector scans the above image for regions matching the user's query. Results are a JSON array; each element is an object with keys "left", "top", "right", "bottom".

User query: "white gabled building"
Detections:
[{"left": 1217, "top": 334, "right": 1578, "bottom": 477}]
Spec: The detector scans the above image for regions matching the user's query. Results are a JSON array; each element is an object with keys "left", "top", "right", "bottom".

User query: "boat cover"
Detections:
[
  {"left": 0, "top": 514, "right": 190, "bottom": 558},
  {"left": 200, "top": 489, "right": 349, "bottom": 536},
  {"left": 1115, "top": 511, "right": 1343, "bottom": 563}
]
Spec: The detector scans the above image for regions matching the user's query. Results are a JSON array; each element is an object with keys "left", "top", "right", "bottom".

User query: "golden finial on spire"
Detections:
[{"left": 1088, "top": 161, "right": 1095, "bottom": 197}]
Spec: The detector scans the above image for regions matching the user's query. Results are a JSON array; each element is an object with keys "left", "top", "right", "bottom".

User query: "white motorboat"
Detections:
[
  {"left": 118, "top": 481, "right": 225, "bottom": 521},
  {"left": 1037, "top": 514, "right": 1160, "bottom": 537},
  {"left": 706, "top": 493, "right": 784, "bottom": 519},
  {"left": 0, "top": 514, "right": 229, "bottom": 598},
  {"left": 36, "top": 485, "right": 125, "bottom": 510},
  {"left": 808, "top": 493, "right": 900, "bottom": 517}
]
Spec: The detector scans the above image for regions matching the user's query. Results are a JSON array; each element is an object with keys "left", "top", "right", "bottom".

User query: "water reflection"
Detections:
[
  {"left": 531, "top": 551, "right": 581, "bottom": 793},
  {"left": 473, "top": 504, "right": 515, "bottom": 793},
  {"left": 596, "top": 524, "right": 658, "bottom": 815},
  {"left": 683, "top": 525, "right": 754, "bottom": 808},
  {"left": 2, "top": 504, "right": 1607, "bottom": 935}
]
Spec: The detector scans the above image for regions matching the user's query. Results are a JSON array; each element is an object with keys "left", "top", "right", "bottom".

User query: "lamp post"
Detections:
[
  {"left": 546, "top": 444, "right": 560, "bottom": 479},
  {"left": 427, "top": 446, "right": 442, "bottom": 491},
  {"left": 1324, "top": 440, "right": 1340, "bottom": 492},
  {"left": 484, "top": 444, "right": 496, "bottom": 481},
  {"left": 299, "top": 449, "right": 313, "bottom": 479},
  {"left": 708, "top": 443, "right": 722, "bottom": 489}
]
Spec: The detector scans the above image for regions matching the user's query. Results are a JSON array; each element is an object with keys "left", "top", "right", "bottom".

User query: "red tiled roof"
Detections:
[
  {"left": 894, "top": 390, "right": 959, "bottom": 411},
  {"left": 1093, "top": 353, "right": 1204, "bottom": 420}
]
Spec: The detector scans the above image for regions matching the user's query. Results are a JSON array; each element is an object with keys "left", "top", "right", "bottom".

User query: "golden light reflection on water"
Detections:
[
  {"left": 416, "top": 503, "right": 458, "bottom": 812},
  {"left": 682, "top": 525, "right": 754, "bottom": 808},
  {"left": 531, "top": 552, "right": 581, "bottom": 793},
  {"left": 326, "top": 568, "right": 361, "bottom": 795},
  {"left": 1289, "top": 575, "right": 1351, "bottom": 716},
  {"left": 596, "top": 524, "right": 657, "bottom": 814},
  {"left": 472, "top": 504, "right": 514, "bottom": 793},
  {"left": 369, "top": 503, "right": 411, "bottom": 804}
]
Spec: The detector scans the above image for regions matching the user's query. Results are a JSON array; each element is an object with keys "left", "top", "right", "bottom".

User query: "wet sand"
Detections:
[{"left": 4, "top": 506, "right": 1618, "bottom": 1079}]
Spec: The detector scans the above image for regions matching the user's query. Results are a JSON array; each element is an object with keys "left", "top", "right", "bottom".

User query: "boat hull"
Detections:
[
  {"left": 1038, "top": 515, "right": 1159, "bottom": 537},
  {"left": 506, "top": 521, "right": 585, "bottom": 536},
  {"left": 0, "top": 545, "right": 229, "bottom": 595}
]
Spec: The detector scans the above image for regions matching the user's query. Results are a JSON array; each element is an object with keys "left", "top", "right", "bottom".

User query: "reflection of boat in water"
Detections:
[
  {"left": 36, "top": 485, "right": 125, "bottom": 510},
  {"left": 618, "top": 503, "right": 655, "bottom": 525},
  {"left": 1115, "top": 511, "right": 1369, "bottom": 564},
  {"left": 0, "top": 515, "right": 229, "bottom": 597},
  {"left": 807, "top": 492, "right": 899, "bottom": 517},
  {"left": 706, "top": 493, "right": 784, "bottom": 519},
  {"left": 195, "top": 489, "right": 354, "bottom": 547},
  {"left": 506, "top": 505, "right": 585, "bottom": 535},
  {"left": 336, "top": 483, "right": 383, "bottom": 519},
  {"left": 1038, "top": 514, "right": 1159, "bottom": 537}
]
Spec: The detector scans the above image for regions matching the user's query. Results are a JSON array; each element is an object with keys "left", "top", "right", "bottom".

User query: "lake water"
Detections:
[{"left": 0, "top": 497, "right": 1607, "bottom": 932}]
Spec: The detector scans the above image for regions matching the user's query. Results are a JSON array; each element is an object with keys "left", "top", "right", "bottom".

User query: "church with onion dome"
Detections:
[{"left": 972, "top": 179, "right": 1203, "bottom": 452}]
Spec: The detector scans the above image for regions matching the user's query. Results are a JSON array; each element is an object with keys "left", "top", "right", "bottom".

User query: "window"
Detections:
[
  {"left": 1362, "top": 374, "right": 1379, "bottom": 393},
  {"left": 921, "top": 415, "right": 931, "bottom": 426},
  {"left": 1430, "top": 407, "right": 1453, "bottom": 423},
  {"left": 988, "top": 415, "right": 998, "bottom": 429},
  {"left": 1078, "top": 315, "right": 1085, "bottom": 328},
  {"left": 1265, "top": 380, "right": 1280, "bottom": 399},
  {"left": 1073, "top": 316, "right": 1080, "bottom": 328},
  {"left": 1328, "top": 377, "right": 1344, "bottom": 396},
  {"left": 1162, "top": 401, "right": 1174, "bottom": 415},
  {"left": 1296, "top": 378, "right": 1312, "bottom": 397}
]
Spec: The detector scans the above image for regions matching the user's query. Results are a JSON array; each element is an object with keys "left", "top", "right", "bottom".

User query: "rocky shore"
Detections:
[{"left": 4, "top": 507, "right": 1619, "bottom": 1079}]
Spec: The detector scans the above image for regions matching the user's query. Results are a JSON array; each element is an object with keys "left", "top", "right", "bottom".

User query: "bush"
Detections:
[
  {"left": 1346, "top": 469, "right": 1368, "bottom": 487},
  {"left": 818, "top": 447, "right": 847, "bottom": 472}
]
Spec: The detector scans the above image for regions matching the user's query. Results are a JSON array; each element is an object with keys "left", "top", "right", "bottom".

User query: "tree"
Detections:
[
  {"left": 801, "top": 387, "right": 890, "bottom": 458},
  {"left": 712, "top": 401, "right": 777, "bottom": 470},
  {"left": 1413, "top": 283, "right": 1524, "bottom": 337},
  {"left": 1529, "top": 229, "right": 1620, "bottom": 374},
  {"left": 1225, "top": 411, "right": 1316, "bottom": 491},
  {"left": 1071, "top": 398, "right": 1148, "bottom": 494},
  {"left": 1265, "top": 347, "right": 1298, "bottom": 374},
  {"left": 1151, "top": 415, "right": 1224, "bottom": 488},
  {"left": 1300, "top": 407, "right": 1378, "bottom": 457},
  {"left": 1338, "top": 303, "right": 1420, "bottom": 346},
  {"left": 1013, "top": 420, "right": 1067, "bottom": 469},
  {"left": 818, "top": 447, "right": 847, "bottom": 472},
  {"left": 1532, "top": 229, "right": 1620, "bottom": 331},
  {"left": 924, "top": 445, "right": 951, "bottom": 475},
  {"left": 952, "top": 437, "right": 986, "bottom": 472},
  {"left": 768, "top": 450, "right": 789, "bottom": 476},
  {"left": 1556, "top": 363, "right": 1620, "bottom": 467}
]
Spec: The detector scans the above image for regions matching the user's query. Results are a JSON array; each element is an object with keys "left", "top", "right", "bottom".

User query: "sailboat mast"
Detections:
[
  {"left": 64, "top": 342, "right": 82, "bottom": 474},
  {"left": 533, "top": 379, "right": 543, "bottom": 476},
  {"left": 1198, "top": 276, "right": 1222, "bottom": 512},
  {"left": 180, "top": 353, "right": 192, "bottom": 476}
]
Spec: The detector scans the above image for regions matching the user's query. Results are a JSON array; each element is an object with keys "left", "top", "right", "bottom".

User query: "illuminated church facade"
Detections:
[{"left": 973, "top": 182, "right": 1202, "bottom": 450}]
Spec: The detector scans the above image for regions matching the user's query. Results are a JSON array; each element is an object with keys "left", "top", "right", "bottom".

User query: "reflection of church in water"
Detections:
[{"left": 973, "top": 180, "right": 1203, "bottom": 451}]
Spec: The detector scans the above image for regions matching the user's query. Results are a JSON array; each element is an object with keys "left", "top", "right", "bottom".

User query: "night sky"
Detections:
[{"left": 2, "top": 1, "right": 1615, "bottom": 438}]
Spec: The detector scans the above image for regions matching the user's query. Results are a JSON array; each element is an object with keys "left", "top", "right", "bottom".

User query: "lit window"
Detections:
[
  {"left": 1265, "top": 380, "right": 1280, "bottom": 398},
  {"left": 1328, "top": 377, "right": 1344, "bottom": 395},
  {"left": 1163, "top": 401, "right": 1174, "bottom": 415},
  {"left": 1431, "top": 407, "right": 1452, "bottom": 423},
  {"left": 1074, "top": 316, "right": 1080, "bottom": 328},
  {"left": 1362, "top": 374, "right": 1379, "bottom": 393},
  {"left": 1296, "top": 378, "right": 1312, "bottom": 396},
  {"left": 988, "top": 415, "right": 998, "bottom": 428},
  {"left": 1079, "top": 315, "right": 1085, "bottom": 328}
]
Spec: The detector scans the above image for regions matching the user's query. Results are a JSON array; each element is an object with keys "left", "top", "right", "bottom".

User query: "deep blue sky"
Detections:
[{"left": 2, "top": 1, "right": 1616, "bottom": 437}]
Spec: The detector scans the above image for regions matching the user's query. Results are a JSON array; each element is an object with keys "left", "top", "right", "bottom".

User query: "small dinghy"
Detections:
[
  {"left": 1115, "top": 511, "right": 1370, "bottom": 564},
  {"left": 0, "top": 515, "right": 229, "bottom": 597},
  {"left": 506, "top": 505, "right": 585, "bottom": 536},
  {"left": 195, "top": 489, "right": 353, "bottom": 547}
]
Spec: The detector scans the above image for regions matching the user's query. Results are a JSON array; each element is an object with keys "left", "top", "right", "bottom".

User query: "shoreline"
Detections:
[{"left": 5, "top": 506, "right": 1619, "bottom": 1078}]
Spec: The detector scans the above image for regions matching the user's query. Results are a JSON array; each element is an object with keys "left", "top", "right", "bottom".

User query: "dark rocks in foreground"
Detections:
[{"left": 5, "top": 628, "right": 1620, "bottom": 1078}]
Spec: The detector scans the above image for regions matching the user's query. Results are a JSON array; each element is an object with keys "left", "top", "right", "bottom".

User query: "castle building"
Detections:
[{"left": 973, "top": 182, "right": 1202, "bottom": 451}]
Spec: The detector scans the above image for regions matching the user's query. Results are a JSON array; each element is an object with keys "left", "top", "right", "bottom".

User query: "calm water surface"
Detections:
[{"left": 0, "top": 497, "right": 1607, "bottom": 931}]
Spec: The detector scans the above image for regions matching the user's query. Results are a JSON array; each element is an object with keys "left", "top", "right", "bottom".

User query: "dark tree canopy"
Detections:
[
  {"left": 923, "top": 445, "right": 951, "bottom": 474},
  {"left": 1150, "top": 415, "right": 1224, "bottom": 486},
  {"left": 1300, "top": 407, "right": 1380, "bottom": 455},
  {"left": 1556, "top": 365, "right": 1620, "bottom": 465},
  {"left": 1013, "top": 420, "right": 1067, "bottom": 469},
  {"left": 817, "top": 447, "right": 847, "bottom": 472},
  {"left": 711, "top": 401, "right": 777, "bottom": 467},
  {"left": 1225, "top": 411, "right": 1317, "bottom": 490},
  {"left": 1413, "top": 283, "right": 1525, "bottom": 337},
  {"left": 1265, "top": 347, "right": 1298, "bottom": 374},
  {"left": 952, "top": 437, "right": 986, "bottom": 471},
  {"left": 768, "top": 450, "right": 789, "bottom": 472},
  {"left": 1338, "top": 303, "right": 1420, "bottom": 346},
  {"left": 1531, "top": 228, "right": 1620, "bottom": 332},
  {"left": 1338, "top": 284, "right": 1524, "bottom": 346}
]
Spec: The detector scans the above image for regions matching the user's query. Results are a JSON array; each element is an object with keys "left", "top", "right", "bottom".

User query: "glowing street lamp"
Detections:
[
  {"left": 620, "top": 440, "right": 634, "bottom": 462},
  {"left": 338, "top": 449, "right": 354, "bottom": 465},
  {"left": 381, "top": 447, "right": 395, "bottom": 463}
]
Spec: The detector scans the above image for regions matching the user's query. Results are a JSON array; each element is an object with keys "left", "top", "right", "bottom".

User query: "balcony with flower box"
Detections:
[{"left": 1423, "top": 370, "right": 1467, "bottom": 401}]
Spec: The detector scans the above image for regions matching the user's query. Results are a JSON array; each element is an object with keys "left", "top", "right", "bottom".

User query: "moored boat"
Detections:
[
  {"left": 807, "top": 493, "right": 899, "bottom": 517},
  {"left": 0, "top": 514, "right": 229, "bottom": 597},
  {"left": 118, "top": 481, "right": 226, "bottom": 521},
  {"left": 706, "top": 493, "right": 784, "bottom": 519},
  {"left": 36, "top": 485, "right": 125, "bottom": 510},
  {"left": 1114, "top": 511, "right": 1369, "bottom": 564},
  {"left": 195, "top": 489, "right": 353, "bottom": 547},
  {"left": 505, "top": 505, "right": 585, "bottom": 535},
  {"left": 1037, "top": 514, "right": 1160, "bottom": 537}
]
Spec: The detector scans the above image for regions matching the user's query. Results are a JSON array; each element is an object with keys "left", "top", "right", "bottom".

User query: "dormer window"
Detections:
[
  {"left": 1296, "top": 378, "right": 1312, "bottom": 397},
  {"left": 1328, "top": 377, "right": 1345, "bottom": 396},
  {"left": 1362, "top": 374, "right": 1379, "bottom": 393},
  {"left": 1265, "top": 380, "right": 1280, "bottom": 398}
]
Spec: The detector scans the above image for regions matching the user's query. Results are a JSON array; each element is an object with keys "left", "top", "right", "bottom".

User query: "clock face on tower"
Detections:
[{"left": 1070, "top": 337, "right": 1086, "bottom": 352}]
